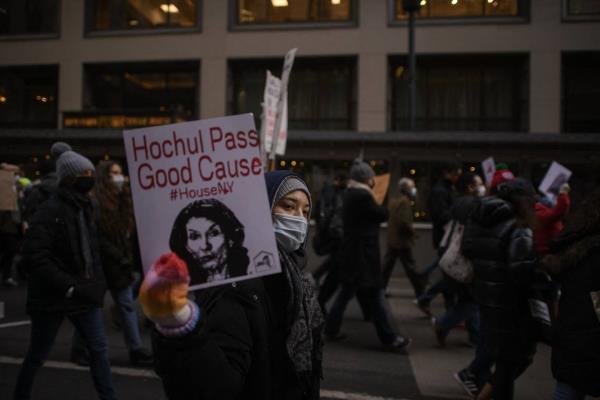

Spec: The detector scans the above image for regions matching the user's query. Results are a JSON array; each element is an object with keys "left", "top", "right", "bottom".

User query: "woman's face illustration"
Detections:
[{"left": 185, "top": 217, "right": 227, "bottom": 271}]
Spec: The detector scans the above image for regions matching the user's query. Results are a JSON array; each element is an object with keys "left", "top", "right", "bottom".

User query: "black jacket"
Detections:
[
  {"left": 21, "top": 187, "right": 106, "bottom": 315},
  {"left": 152, "top": 277, "right": 319, "bottom": 400},
  {"left": 22, "top": 172, "right": 58, "bottom": 223},
  {"left": 542, "top": 233, "right": 600, "bottom": 396},
  {"left": 461, "top": 196, "right": 537, "bottom": 359},
  {"left": 428, "top": 178, "right": 455, "bottom": 249},
  {"left": 339, "top": 187, "right": 388, "bottom": 288}
]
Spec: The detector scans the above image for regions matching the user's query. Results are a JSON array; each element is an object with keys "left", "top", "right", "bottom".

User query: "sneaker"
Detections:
[
  {"left": 324, "top": 332, "right": 348, "bottom": 342},
  {"left": 2, "top": 277, "right": 18, "bottom": 287},
  {"left": 384, "top": 336, "right": 411, "bottom": 353},
  {"left": 413, "top": 299, "right": 431, "bottom": 317},
  {"left": 453, "top": 369, "right": 479, "bottom": 398},
  {"left": 431, "top": 317, "right": 446, "bottom": 348},
  {"left": 129, "top": 348, "right": 153, "bottom": 367}
]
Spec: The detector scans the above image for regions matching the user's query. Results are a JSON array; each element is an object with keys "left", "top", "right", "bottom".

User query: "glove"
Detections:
[
  {"left": 559, "top": 183, "right": 570, "bottom": 194},
  {"left": 139, "top": 253, "right": 200, "bottom": 337}
]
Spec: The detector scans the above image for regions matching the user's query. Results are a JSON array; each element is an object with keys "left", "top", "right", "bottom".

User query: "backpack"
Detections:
[
  {"left": 438, "top": 220, "right": 474, "bottom": 283},
  {"left": 312, "top": 186, "right": 344, "bottom": 256}
]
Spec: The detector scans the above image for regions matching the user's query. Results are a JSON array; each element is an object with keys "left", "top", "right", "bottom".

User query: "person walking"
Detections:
[
  {"left": 14, "top": 149, "right": 117, "bottom": 400},
  {"left": 540, "top": 188, "right": 600, "bottom": 400},
  {"left": 324, "top": 159, "right": 410, "bottom": 351},
  {"left": 534, "top": 183, "right": 571, "bottom": 255},
  {"left": 139, "top": 170, "right": 324, "bottom": 400},
  {"left": 382, "top": 177, "right": 425, "bottom": 298}
]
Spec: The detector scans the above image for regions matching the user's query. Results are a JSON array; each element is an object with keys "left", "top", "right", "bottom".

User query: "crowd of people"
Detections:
[{"left": 1, "top": 143, "right": 598, "bottom": 400}]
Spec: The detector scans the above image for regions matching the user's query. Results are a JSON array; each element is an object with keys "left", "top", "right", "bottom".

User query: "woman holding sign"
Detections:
[{"left": 138, "top": 170, "right": 323, "bottom": 400}]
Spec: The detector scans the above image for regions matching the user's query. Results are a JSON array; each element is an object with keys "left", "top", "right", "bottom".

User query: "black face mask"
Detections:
[{"left": 74, "top": 176, "right": 95, "bottom": 194}]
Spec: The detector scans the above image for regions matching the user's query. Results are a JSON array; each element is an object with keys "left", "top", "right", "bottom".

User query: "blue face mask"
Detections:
[{"left": 273, "top": 213, "right": 308, "bottom": 252}]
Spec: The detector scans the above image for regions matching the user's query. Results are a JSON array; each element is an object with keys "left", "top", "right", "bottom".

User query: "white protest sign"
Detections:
[
  {"left": 123, "top": 114, "right": 281, "bottom": 290},
  {"left": 481, "top": 157, "right": 496, "bottom": 187},
  {"left": 269, "top": 48, "right": 297, "bottom": 162},
  {"left": 261, "top": 71, "right": 288, "bottom": 157},
  {"left": 538, "top": 161, "right": 572, "bottom": 200}
]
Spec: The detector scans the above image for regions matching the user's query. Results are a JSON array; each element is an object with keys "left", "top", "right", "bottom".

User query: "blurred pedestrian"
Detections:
[
  {"left": 140, "top": 170, "right": 324, "bottom": 399},
  {"left": 0, "top": 163, "right": 23, "bottom": 287},
  {"left": 382, "top": 177, "right": 425, "bottom": 298},
  {"left": 534, "top": 183, "right": 570, "bottom": 255},
  {"left": 541, "top": 187, "right": 600, "bottom": 400},
  {"left": 324, "top": 159, "right": 410, "bottom": 351},
  {"left": 14, "top": 149, "right": 116, "bottom": 400}
]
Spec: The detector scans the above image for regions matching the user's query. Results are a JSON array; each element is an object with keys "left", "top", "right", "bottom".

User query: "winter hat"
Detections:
[
  {"left": 490, "top": 163, "right": 515, "bottom": 191},
  {"left": 496, "top": 177, "right": 536, "bottom": 198},
  {"left": 139, "top": 253, "right": 200, "bottom": 337},
  {"left": 50, "top": 141, "right": 72, "bottom": 159},
  {"left": 350, "top": 159, "right": 375, "bottom": 184},
  {"left": 265, "top": 170, "right": 312, "bottom": 216},
  {"left": 56, "top": 150, "right": 95, "bottom": 183}
]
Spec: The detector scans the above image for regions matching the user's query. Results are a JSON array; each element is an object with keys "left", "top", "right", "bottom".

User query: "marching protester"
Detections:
[
  {"left": 382, "top": 177, "right": 425, "bottom": 298},
  {"left": 0, "top": 163, "right": 21, "bottom": 288},
  {"left": 139, "top": 170, "right": 324, "bottom": 400},
  {"left": 324, "top": 159, "right": 410, "bottom": 351},
  {"left": 540, "top": 187, "right": 600, "bottom": 400},
  {"left": 14, "top": 149, "right": 117, "bottom": 400},
  {"left": 534, "top": 183, "right": 571, "bottom": 255},
  {"left": 460, "top": 177, "right": 538, "bottom": 400}
]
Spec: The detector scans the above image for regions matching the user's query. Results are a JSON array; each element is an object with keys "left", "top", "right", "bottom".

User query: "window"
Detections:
[
  {"left": 235, "top": 0, "right": 353, "bottom": 26},
  {"left": 562, "top": 52, "right": 600, "bottom": 133},
  {"left": 65, "top": 61, "right": 198, "bottom": 129},
  {"left": 229, "top": 57, "right": 356, "bottom": 130},
  {"left": 389, "top": 54, "right": 528, "bottom": 131},
  {"left": 0, "top": 66, "right": 58, "bottom": 128},
  {"left": 86, "top": 0, "right": 199, "bottom": 33},
  {"left": 564, "top": 0, "right": 600, "bottom": 19},
  {"left": 0, "top": 0, "right": 60, "bottom": 36},
  {"left": 393, "top": 0, "right": 523, "bottom": 21}
]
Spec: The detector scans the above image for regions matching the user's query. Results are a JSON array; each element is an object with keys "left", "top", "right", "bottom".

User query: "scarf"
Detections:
[{"left": 278, "top": 248, "right": 324, "bottom": 375}]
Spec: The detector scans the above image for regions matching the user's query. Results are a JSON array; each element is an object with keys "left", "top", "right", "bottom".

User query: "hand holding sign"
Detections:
[{"left": 538, "top": 161, "right": 572, "bottom": 201}]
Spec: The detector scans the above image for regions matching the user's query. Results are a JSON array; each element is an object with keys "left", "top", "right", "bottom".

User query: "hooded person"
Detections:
[
  {"left": 14, "top": 149, "right": 117, "bottom": 400},
  {"left": 139, "top": 170, "right": 324, "bottom": 400},
  {"left": 324, "top": 159, "right": 411, "bottom": 351}
]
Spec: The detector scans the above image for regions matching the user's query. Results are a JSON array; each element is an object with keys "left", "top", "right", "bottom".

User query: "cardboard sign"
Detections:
[
  {"left": 528, "top": 299, "right": 552, "bottom": 326},
  {"left": 481, "top": 157, "right": 496, "bottom": 187},
  {"left": 0, "top": 170, "right": 17, "bottom": 211},
  {"left": 372, "top": 173, "right": 390, "bottom": 205},
  {"left": 261, "top": 70, "right": 288, "bottom": 157},
  {"left": 269, "top": 48, "right": 297, "bottom": 161},
  {"left": 538, "top": 161, "right": 572, "bottom": 200},
  {"left": 123, "top": 114, "right": 281, "bottom": 291}
]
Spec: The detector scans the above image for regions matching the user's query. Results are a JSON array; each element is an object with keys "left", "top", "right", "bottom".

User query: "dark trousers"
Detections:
[
  {"left": 325, "top": 284, "right": 397, "bottom": 345},
  {"left": 14, "top": 308, "right": 117, "bottom": 400},
  {"left": 0, "top": 233, "right": 19, "bottom": 281},
  {"left": 382, "top": 247, "right": 425, "bottom": 297}
]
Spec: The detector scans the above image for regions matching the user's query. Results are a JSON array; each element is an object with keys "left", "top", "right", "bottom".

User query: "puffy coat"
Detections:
[
  {"left": 21, "top": 187, "right": 106, "bottom": 315},
  {"left": 542, "top": 233, "right": 600, "bottom": 396},
  {"left": 461, "top": 196, "right": 537, "bottom": 360},
  {"left": 339, "top": 186, "right": 388, "bottom": 288},
  {"left": 428, "top": 178, "right": 455, "bottom": 249}
]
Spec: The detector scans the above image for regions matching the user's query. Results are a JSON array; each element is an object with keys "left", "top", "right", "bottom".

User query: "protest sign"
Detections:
[
  {"left": 269, "top": 48, "right": 297, "bottom": 163},
  {"left": 538, "top": 161, "right": 572, "bottom": 200},
  {"left": 260, "top": 71, "right": 288, "bottom": 157},
  {"left": 481, "top": 157, "right": 496, "bottom": 187},
  {"left": 123, "top": 114, "right": 281, "bottom": 291},
  {"left": 373, "top": 173, "right": 390, "bottom": 205},
  {"left": 0, "top": 170, "right": 17, "bottom": 211}
]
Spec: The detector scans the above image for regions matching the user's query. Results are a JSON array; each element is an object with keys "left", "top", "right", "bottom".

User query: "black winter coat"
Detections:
[
  {"left": 21, "top": 187, "right": 106, "bottom": 315},
  {"left": 461, "top": 196, "right": 537, "bottom": 360},
  {"left": 428, "top": 178, "right": 455, "bottom": 249},
  {"left": 339, "top": 187, "right": 388, "bottom": 288},
  {"left": 542, "top": 233, "right": 600, "bottom": 396},
  {"left": 153, "top": 275, "right": 321, "bottom": 400}
]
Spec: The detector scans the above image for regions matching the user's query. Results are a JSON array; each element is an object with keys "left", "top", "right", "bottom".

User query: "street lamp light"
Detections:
[{"left": 402, "top": 0, "right": 421, "bottom": 131}]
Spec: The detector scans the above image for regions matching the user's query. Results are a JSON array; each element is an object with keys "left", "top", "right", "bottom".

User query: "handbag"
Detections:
[{"left": 438, "top": 220, "right": 474, "bottom": 283}]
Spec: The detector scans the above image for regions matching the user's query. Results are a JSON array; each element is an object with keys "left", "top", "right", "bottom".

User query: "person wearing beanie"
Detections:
[
  {"left": 14, "top": 150, "right": 117, "bottom": 400},
  {"left": 490, "top": 163, "right": 515, "bottom": 193},
  {"left": 324, "top": 161, "right": 411, "bottom": 352},
  {"left": 139, "top": 170, "right": 324, "bottom": 400}
]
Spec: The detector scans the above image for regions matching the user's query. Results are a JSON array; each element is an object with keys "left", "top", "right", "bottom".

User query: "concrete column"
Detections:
[
  {"left": 529, "top": 52, "right": 561, "bottom": 134},
  {"left": 358, "top": 53, "right": 387, "bottom": 132},
  {"left": 200, "top": 57, "right": 227, "bottom": 119}
]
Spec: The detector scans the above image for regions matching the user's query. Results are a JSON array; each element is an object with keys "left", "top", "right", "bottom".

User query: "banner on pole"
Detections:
[
  {"left": 123, "top": 114, "right": 281, "bottom": 290},
  {"left": 261, "top": 71, "right": 287, "bottom": 156},
  {"left": 269, "top": 48, "right": 296, "bottom": 161}
]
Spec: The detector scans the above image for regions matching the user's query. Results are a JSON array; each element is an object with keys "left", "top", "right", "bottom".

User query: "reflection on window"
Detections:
[
  {"left": 237, "top": 0, "right": 352, "bottom": 24},
  {"left": 229, "top": 57, "right": 356, "bottom": 130},
  {"left": 0, "top": 0, "right": 59, "bottom": 35},
  {"left": 0, "top": 66, "right": 58, "bottom": 129},
  {"left": 389, "top": 55, "right": 528, "bottom": 131},
  {"left": 90, "top": 0, "right": 198, "bottom": 31},
  {"left": 394, "top": 0, "right": 520, "bottom": 19},
  {"left": 563, "top": 53, "right": 600, "bottom": 133},
  {"left": 70, "top": 62, "right": 198, "bottom": 129},
  {"left": 567, "top": 0, "right": 600, "bottom": 16}
]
